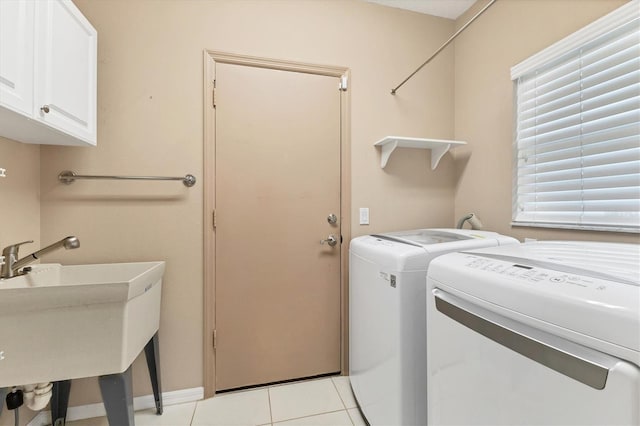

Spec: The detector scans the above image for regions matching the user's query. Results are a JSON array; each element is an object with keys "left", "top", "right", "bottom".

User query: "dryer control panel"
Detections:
[{"left": 463, "top": 256, "right": 600, "bottom": 290}]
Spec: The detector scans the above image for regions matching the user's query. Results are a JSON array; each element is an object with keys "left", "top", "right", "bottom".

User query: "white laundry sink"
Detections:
[{"left": 0, "top": 261, "right": 165, "bottom": 387}]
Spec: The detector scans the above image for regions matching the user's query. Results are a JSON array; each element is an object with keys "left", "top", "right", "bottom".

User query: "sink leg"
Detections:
[
  {"left": 144, "top": 332, "right": 163, "bottom": 415},
  {"left": 51, "top": 380, "right": 71, "bottom": 426},
  {"left": 99, "top": 365, "right": 134, "bottom": 426}
]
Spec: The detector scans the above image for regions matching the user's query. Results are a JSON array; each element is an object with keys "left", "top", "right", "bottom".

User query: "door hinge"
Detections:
[
  {"left": 212, "top": 209, "right": 217, "bottom": 228},
  {"left": 213, "top": 329, "right": 217, "bottom": 350},
  {"left": 339, "top": 75, "right": 348, "bottom": 91},
  {"left": 212, "top": 79, "right": 217, "bottom": 108}
]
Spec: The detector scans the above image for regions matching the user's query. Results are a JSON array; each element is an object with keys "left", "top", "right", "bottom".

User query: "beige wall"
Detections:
[
  {"left": 453, "top": 0, "right": 638, "bottom": 244},
  {"left": 36, "top": 0, "right": 456, "bottom": 407},
  {"left": 0, "top": 138, "right": 40, "bottom": 246},
  {"left": 0, "top": 138, "right": 40, "bottom": 425}
]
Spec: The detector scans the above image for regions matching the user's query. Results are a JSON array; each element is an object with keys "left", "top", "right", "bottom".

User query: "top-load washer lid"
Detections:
[
  {"left": 349, "top": 229, "right": 518, "bottom": 272},
  {"left": 374, "top": 229, "right": 471, "bottom": 246},
  {"left": 428, "top": 241, "right": 640, "bottom": 361},
  {"left": 374, "top": 228, "right": 515, "bottom": 247}
]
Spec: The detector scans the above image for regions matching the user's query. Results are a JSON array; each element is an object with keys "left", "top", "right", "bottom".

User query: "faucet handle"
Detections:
[{"left": 2, "top": 240, "right": 34, "bottom": 257}]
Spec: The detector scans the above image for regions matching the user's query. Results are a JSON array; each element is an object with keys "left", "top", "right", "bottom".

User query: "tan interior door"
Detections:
[{"left": 214, "top": 62, "right": 342, "bottom": 391}]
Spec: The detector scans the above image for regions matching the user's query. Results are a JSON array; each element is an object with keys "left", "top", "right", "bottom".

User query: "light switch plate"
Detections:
[{"left": 359, "top": 208, "right": 370, "bottom": 225}]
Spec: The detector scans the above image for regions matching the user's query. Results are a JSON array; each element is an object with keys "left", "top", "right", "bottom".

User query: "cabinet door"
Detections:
[
  {"left": 0, "top": 0, "right": 34, "bottom": 116},
  {"left": 35, "top": 0, "right": 97, "bottom": 145}
]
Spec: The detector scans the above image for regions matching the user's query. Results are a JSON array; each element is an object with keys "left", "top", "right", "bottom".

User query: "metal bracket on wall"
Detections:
[
  {"left": 339, "top": 75, "right": 348, "bottom": 91},
  {"left": 390, "top": 0, "right": 498, "bottom": 95}
]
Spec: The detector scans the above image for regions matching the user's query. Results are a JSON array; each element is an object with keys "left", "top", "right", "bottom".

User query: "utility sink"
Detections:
[{"left": 0, "top": 261, "right": 165, "bottom": 387}]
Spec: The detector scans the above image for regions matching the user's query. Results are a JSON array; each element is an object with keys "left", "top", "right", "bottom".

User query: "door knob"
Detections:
[
  {"left": 40, "top": 105, "right": 50, "bottom": 113},
  {"left": 320, "top": 235, "right": 338, "bottom": 247}
]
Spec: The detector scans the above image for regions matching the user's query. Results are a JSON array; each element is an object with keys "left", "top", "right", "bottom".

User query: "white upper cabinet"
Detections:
[
  {"left": 0, "top": 0, "right": 97, "bottom": 146},
  {"left": 35, "top": 0, "right": 97, "bottom": 144},
  {"left": 0, "top": 0, "right": 34, "bottom": 116}
]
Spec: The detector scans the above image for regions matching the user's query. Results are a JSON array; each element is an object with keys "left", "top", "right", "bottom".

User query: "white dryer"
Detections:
[
  {"left": 349, "top": 229, "right": 518, "bottom": 426},
  {"left": 426, "top": 241, "right": 640, "bottom": 425}
]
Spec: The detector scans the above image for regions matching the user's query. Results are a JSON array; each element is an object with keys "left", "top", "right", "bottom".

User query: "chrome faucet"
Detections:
[{"left": 0, "top": 236, "right": 80, "bottom": 279}]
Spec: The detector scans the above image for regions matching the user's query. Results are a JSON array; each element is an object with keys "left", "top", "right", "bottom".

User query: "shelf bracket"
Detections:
[
  {"left": 430, "top": 142, "right": 452, "bottom": 170},
  {"left": 379, "top": 139, "right": 399, "bottom": 168}
]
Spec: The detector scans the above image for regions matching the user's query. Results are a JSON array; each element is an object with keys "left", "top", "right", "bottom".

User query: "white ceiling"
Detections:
[{"left": 365, "top": 0, "right": 476, "bottom": 20}]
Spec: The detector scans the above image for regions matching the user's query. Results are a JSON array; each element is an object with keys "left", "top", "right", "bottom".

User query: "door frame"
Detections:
[{"left": 203, "top": 50, "right": 351, "bottom": 397}]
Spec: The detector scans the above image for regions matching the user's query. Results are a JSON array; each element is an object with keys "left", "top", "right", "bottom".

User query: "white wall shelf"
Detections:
[{"left": 374, "top": 136, "right": 467, "bottom": 170}]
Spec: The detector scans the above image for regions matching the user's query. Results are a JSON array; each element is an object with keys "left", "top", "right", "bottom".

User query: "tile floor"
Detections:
[{"left": 68, "top": 376, "right": 366, "bottom": 426}]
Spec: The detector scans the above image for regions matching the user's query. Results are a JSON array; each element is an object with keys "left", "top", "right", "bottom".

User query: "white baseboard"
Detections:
[{"left": 27, "top": 387, "right": 204, "bottom": 426}]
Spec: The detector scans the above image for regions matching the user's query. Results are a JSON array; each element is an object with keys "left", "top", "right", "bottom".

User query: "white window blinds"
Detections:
[{"left": 511, "top": 1, "right": 640, "bottom": 233}]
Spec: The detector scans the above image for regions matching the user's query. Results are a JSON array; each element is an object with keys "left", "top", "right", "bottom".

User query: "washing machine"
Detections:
[
  {"left": 349, "top": 228, "right": 518, "bottom": 426},
  {"left": 426, "top": 241, "right": 640, "bottom": 425}
]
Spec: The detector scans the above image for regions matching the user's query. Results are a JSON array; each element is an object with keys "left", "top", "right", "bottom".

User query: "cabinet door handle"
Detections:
[{"left": 41, "top": 105, "right": 50, "bottom": 113}]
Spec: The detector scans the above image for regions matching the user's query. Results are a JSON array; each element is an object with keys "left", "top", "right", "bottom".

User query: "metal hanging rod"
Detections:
[
  {"left": 58, "top": 170, "right": 197, "bottom": 187},
  {"left": 391, "top": 0, "right": 498, "bottom": 95}
]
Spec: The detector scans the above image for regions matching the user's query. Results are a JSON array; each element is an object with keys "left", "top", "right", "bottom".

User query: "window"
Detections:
[{"left": 511, "top": 0, "right": 640, "bottom": 233}]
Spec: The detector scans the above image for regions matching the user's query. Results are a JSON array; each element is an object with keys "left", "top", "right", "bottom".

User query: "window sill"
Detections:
[{"left": 511, "top": 221, "right": 640, "bottom": 234}]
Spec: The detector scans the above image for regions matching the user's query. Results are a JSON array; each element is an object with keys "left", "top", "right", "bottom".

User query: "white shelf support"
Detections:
[
  {"left": 430, "top": 142, "right": 452, "bottom": 170},
  {"left": 374, "top": 136, "right": 466, "bottom": 170},
  {"left": 379, "top": 139, "right": 399, "bottom": 169}
]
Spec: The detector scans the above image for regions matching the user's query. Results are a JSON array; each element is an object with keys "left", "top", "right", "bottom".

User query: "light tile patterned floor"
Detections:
[{"left": 67, "top": 376, "right": 366, "bottom": 426}]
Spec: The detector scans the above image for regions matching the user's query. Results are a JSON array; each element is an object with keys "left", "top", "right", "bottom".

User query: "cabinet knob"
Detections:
[{"left": 40, "top": 105, "right": 50, "bottom": 114}]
